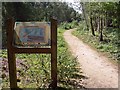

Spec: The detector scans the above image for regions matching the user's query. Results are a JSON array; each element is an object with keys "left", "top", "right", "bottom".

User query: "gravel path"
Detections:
[{"left": 63, "top": 29, "right": 118, "bottom": 88}]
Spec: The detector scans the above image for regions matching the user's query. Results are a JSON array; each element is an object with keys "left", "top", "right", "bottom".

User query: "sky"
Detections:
[{"left": 65, "top": 0, "right": 82, "bottom": 14}]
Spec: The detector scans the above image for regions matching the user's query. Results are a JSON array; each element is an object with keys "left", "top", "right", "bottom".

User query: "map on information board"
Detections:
[
  {"left": 14, "top": 22, "right": 51, "bottom": 47},
  {"left": 20, "top": 26, "right": 45, "bottom": 43}
]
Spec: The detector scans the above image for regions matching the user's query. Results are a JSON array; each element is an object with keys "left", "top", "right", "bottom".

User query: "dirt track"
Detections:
[{"left": 63, "top": 29, "right": 118, "bottom": 88}]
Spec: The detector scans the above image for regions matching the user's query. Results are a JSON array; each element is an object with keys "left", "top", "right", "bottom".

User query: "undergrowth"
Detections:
[
  {"left": 73, "top": 21, "right": 119, "bottom": 61},
  {"left": 59, "top": 20, "right": 78, "bottom": 30},
  {"left": 1, "top": 28, "right": 84, "bottom": 89}
]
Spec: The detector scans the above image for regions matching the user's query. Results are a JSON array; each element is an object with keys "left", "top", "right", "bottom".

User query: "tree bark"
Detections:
[
  {"left": 100, "top": 18, "right": 103, "bottom": 41},
  {"left": 97, "top": 16, "right": 100, "bottom": 33},
  {"left": 94, "top": 16, "right": 98, "bottom": 31},
  {"left": 81, "top": 2, "right": 89, "bottom": 30},
  {"left": 90, "top": 17, "right": 95, "bottom": 36}
]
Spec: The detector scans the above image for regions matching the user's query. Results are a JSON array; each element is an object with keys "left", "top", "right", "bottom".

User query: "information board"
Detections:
[{"left": 14, "top": 22, "right": 51, "bottom": 47}]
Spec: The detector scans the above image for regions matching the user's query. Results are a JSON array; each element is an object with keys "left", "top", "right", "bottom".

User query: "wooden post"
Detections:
[
  {"left": 7, "top": 18, "right": 17, "bottom": 88},
  {"left": 6, "top": 17, "right": 57, "bottom": 89},
  {"left": 51, "top": 18, "right": 57, "bottom": 88}
]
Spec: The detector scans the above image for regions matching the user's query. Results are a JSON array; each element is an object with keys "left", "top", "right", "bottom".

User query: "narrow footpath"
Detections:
[{"left": 63, "top": 29, "right": 118, "bottom": 88}]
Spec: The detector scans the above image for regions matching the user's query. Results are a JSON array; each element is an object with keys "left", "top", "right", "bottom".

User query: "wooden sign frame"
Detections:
[
  {"left": 6, "top": 18, "right": 57, "bottom": 89},
  {"left": 14, "top": 22, "right": 51, "bottom": 46}
]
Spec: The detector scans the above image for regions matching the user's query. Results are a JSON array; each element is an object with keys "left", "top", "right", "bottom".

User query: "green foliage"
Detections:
[
  {"left": 2, "top": 2, "right": 81, "bottom": 49},
  {"left": 60, "top": 20, "right": 78, "bottom": 30},
  {"left": 78, "top": 2, "right": 119, "bottom": 61},
  {"left": 81, "top": 2, "right": 119, "bottom": 42},
  {"left": 0, "top": 49, "right": 7, "bottom": 58},
  {"left": 70, "top": 20, "right": 78, "bottom": 28},
  {"left": 1, "top": 28, "right": 83, "bottom": 89},
  {"left": 60, "top": 22, "right": 71, "bottom": 30},
  {"left": 73, "top": 22, "right": 119, "bottom": 61},
  {"left": 17, "top": 54, "right": 51, "bottom": 88},
  {"left": 57, "top": 28, "right": 79, "bottom": 81}
]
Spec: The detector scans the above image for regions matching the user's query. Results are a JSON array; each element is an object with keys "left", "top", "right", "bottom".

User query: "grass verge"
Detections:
[{"left": 72, "top": 24, "right": 119, "bottom": 62}]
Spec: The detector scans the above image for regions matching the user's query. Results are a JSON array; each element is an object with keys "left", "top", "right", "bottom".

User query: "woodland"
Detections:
[{"left": 1, "top": 1, "right": 120, "bottom": 89}]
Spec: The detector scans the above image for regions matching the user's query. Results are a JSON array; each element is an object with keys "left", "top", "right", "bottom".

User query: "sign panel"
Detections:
[{"left": 14, "top": 22, "right": 51, "bottom": 47}]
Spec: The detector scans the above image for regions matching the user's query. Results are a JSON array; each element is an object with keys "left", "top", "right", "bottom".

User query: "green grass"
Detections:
[
  {"left": 1, "top": 27, "right": 84, "bottom": 89},
  {"left": 72, "top": 22, "right": 119, "bottom": 61}
]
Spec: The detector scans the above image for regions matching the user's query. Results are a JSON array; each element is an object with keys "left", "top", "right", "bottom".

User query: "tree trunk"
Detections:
[
  {"left": 100, "top": 18, "right": 103, "bottom": 41},
  {"left": 81, "top": 2, "right": 89, "bottom": 30},
  {"left": 97, "top": 16, "right": 100, "bottom": 32},
  {"left": 94, "top": 17, "right": 98, "bottom": 31},
  {"left": 90, "top": 17, "right": 95, "bottom": 36}
]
